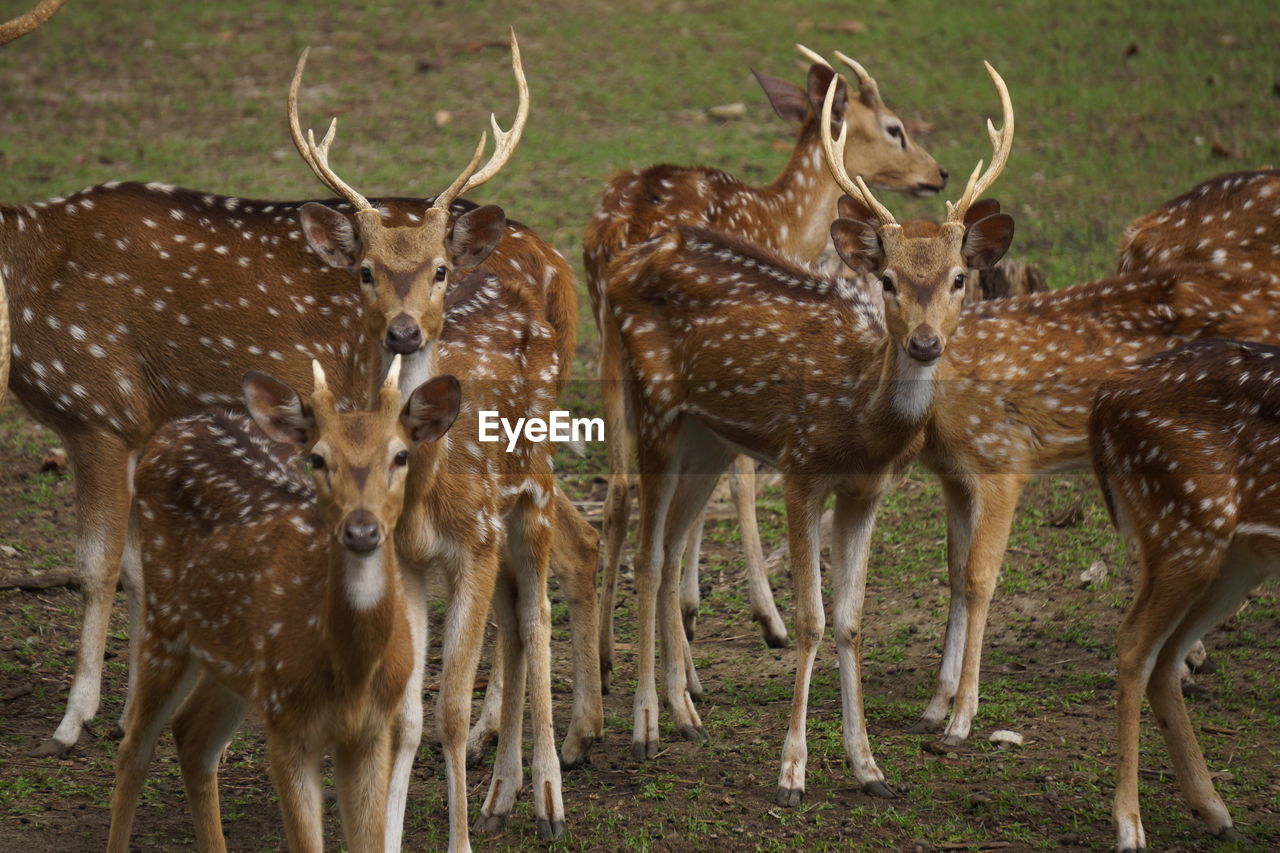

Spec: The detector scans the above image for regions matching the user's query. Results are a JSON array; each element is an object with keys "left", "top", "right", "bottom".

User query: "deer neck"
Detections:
[
  {"left": 867, "top": 333, "right": 947, "bottom": 432},
  {"left": 762, "top": 123, "right": 843, "bottom": 261},
  {"left": 321, "top": 543, "right": 406, "bottom": 688}
]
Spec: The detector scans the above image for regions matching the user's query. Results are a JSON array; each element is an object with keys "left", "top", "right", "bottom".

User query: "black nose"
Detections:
[
  {"left": 342, "top": 511, "right": 381, "bottom": 553},
  {"left": 938, "top": 167, "right": 950, "bottom": 183},
  {"left": 385, "top": 315, "right": 424, "bottom": 354},
  {"left": 907, "top": 334, "right": 942, "bottom": 363}
]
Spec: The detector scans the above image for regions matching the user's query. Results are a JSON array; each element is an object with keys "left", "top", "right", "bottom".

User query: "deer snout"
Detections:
[
  {"left": 385, "top": 314, "right": 425, "bottom": 354},
  {"left": 914, "top": 167, "right": 948, "bottom": 198},
  {"left": 342, "top": 509, "right": 382, "bottom": 553},
  {"left": 907, "top": 327, "right": 943, "bottom": 364}
]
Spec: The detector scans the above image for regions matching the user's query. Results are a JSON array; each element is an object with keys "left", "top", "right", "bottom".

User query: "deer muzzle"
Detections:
[{"left": 342, "top": 509, "right": 382, "bottom": 553}]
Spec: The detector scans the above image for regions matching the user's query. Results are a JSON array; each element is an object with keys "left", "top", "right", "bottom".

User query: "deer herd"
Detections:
[{"left": 1, "top": 1, "right": 1277, "bottom": 851}]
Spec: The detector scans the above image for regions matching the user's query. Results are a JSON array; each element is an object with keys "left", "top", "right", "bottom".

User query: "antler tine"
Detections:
[
  {"left": 311, "top": 359, "right": 328, "bottom": 395},
  {"left": 833, "top": 50, "right": 882, "bottom": 110},
  {"left": 432, "top": 28, "right": 529, "bottom": 211},
  {"left": 794, "top": 43, "right": 832, "bottom": 69},
  {"left": 946, "top": 61, "right": 1014, "bottom": 224},
  {"left": 287, "top": 48, "right": 375, "bottom": 214},
  {"left": 819, "top": 75, "right": 897, "bottom": 226},
  {"left": 0, "top": 0, "right": 67, "bottom": 46}
]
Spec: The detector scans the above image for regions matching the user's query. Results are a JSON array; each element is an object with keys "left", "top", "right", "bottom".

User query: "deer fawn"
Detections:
[
  {"left": 4, "top": 32, "right": 599, "bottom": 777},
  {"left": 107, "top": 358, "right": 458, "bottom": 853},
  {"left": 1091, "top": 338, "right": 1280, "bottom": 853},
  {"left": 605, "top": 63, "right": 1013, "bottom": 802},
  {"left": 586, "top": 45, "right": 947, "bottom": 690}
]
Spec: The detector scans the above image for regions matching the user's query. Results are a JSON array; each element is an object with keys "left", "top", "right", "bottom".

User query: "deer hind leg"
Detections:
[
  {"left": 107, "top": 653, "right": 200, "bottom": 853},
  {"left": 465, "top": 624, "right": 504, "bottom": 768},
  {"left": 729, "top": 455, "right": 788, "bottom": 649},
  {"left": 941, "top": 472, "right": 1026, "bottom": 747},
  {"left": 776, "top": 478, "right": 825, "bottom": 807},
  {"left": 474, "top": 573, "right": 526, "bottom": 835},
  {"left": 172, "top": 673, "right": 248, "bottom": 853},
  {"left": 677, "top": 501, "right": 709, "bottom": 702},
  {"left": 830, "top": 488, "right": 895, "bottom": 798},
  {"left": 631, "top": 447, "right": 677, "bottom": 761},
  {"left": 550, "top": 487, "right": 603, "bottom": 769},
  {"left": 911, "top": 473, "right": 977, "bottom": 735},
  {"left": 598, "top": 326, "right": 634, "bottom": 696},
  {"left": 265, "top": 733, "right": 324, "bottom": 853},
  {"left": 334, "top": 728, "right": 393, "bottom": 853},
  {"left": 114, "top": 508, "right": 143, "bottom": 739},
  {"left": 36, "top": 440, "right": 137, "bottom": 757}
]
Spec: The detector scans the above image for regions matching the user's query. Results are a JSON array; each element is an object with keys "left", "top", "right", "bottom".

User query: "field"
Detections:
[{"left": 1, "top": 0, "right": 1279, "bottom": 850}]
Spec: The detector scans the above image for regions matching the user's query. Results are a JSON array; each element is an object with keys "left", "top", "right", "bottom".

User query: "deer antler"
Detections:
[
  {"left": 311, "top": 359, "right": 329, "bottom": 395},
  {"left": 794, "top": 43, "right": 832, "bottom": 69},
  {"left": 819, "top": 76, "right": 898, "bottom": 227},
  {"left": 287, "top": 48, "right": 376, "bottom": 215},
  {"left": 0, "top": 0, "right": 66, "bottom": 46},
  {"left": 945, "top": 61, "right": 1014, "bottom": 225},
  {"left": 431, "top": 28, "right": 529, "bottom": 212},
  {"left": 834, "top": 51, "right": 883, "bottom": 111}
]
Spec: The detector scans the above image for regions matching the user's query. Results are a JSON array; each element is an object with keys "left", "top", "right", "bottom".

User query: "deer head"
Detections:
[
  {"left": 288, "top": 32, "right": 528, "bottom": 381},
  {"left": 756, "top": 45, "right": 946, "bottom": 197},
  {"left": 822, "top": 61, "right": 1015, "bottom": 364},
  {"left": 243, "top": 357, "right": 461, "bottom": 557}
]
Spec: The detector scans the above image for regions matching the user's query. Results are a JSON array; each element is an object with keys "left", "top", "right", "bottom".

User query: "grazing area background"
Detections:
[{"left": 1, "top": 0, "right": 1277, "bottom": 850}]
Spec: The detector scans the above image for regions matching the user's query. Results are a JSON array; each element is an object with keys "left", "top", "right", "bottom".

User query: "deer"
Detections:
[
  {"left": 4, "top": 31, "right": 600, "bottom": 784},
  {"left": 603, "top": 62, "right": 1014, "bottom": 803},
  {"left": 897, "top": 168, "right": 1280, "bottom": 748},
  {"left": 1090, "top": 338, "right": 1280, "bottom": 853},
  {"left": 585, "top": 44, "right": 947, "bottom": 691},
  {"left": 107, "top": 357, "right": 458, "bottom": 853},
  {"left": 284, "top": 42, "right": 598, "bottom": 849}
]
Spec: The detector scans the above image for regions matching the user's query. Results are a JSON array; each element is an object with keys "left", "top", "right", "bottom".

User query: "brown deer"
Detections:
[
  {"left": 586, "top": 45, "right": 947, "bottom": 689},
  {"left": 1091, "top": 338, "right": 1279, "bottom": 853},
  {"left": 6, "top": 34, "right": 599, "bottom": 779},
  {"left": 107, "top": 358, "right": 457, "bottom": 853},
  {"left": 902, "top": 172, "right": 1280, "bottom": 749},
  {"left": 604, "top": 64, "right": 1013, "bottom": 803}
]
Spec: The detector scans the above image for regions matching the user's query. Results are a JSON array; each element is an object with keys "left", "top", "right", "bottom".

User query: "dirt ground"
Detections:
[{"left": 0, "top": 395, "right": 1277, "bottom": 852}]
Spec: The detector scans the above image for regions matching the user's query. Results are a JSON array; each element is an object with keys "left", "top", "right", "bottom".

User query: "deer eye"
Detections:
[
  {"left": 881, "top": 275, "right": 896, "bottom": 294},
  {"left": 359, "top": 265, "right": 374, "bottom": 285},
  {"left": 393, "top": 449, "right": 409, "bottom": 467},
  {"left": 434, "top": 265, "right": 448, "bottom": 282},
  {"left": 953, "top": 272, "right": 967, "bottom": 291},
  {"left": 308, "top": 453, "right": 325, "bottom": 471},
  {"left": 887, "top": 125, "right": 903, "bottom": 139}
]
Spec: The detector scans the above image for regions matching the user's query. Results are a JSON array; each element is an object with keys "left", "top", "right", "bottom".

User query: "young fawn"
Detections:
[
  {"left": 107, "top": 357, "right": 461, "bottom": 852},
  {"left": 1091, "top": 338, "right": 1280, "bottom": 852}
]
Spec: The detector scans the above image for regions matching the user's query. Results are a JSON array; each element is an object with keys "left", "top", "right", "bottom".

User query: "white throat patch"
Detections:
[
  {"left": 342, "top": 549, "right": 387, "bottom": 611},
  {"left": 892, "top": 354, "right": 939, "bottom": 423}
]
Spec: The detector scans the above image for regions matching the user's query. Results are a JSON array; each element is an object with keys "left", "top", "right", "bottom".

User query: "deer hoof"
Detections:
[
  {"left": 537, "top": 817, "right": 566, "bottom": 841},
  {"left": 600, "top": 662, "right": 613, "bottom": 696},
  {"left": 559, "top": 735, "right": 595, "bottom": 770},
  {"left": 28, "top": 737, "right": 73, "bottom": 759},
  {"left": 632, "top": 739, "right": 659, "bottom": 761},
  {"left": 473, "top": 811, "right": 508, "bottom": 835},
  {"left": 906, "top": 717, "right": 944, "bottom": 735},
  {"left": 1215, "top": 826, "right": 1248, "bottom": 844},
  {"left": 938, "top": 733, "right": 966, "bottom": 748},
  {"left": 758, "top": 618, "right": 789, "bottom": 649},
  {"left": 775, "top": 785, "right": 804, "bottom": 807},
  {"left": 862, "top": 779, "right": 897, "bottom": 799},
  {"left": 677, "top": 724, "right": 708, "bottom": 744},
  {"left": 465, "top": 732, "right": 498, "bottom": 769}
]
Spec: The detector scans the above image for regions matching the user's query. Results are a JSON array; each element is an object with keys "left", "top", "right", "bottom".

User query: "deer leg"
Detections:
[
  {"left": 550, "top": 487, "right": 602, "bottom": 769},
  {"left": 334, "top": 727, "right": 393, "bottom": 853},
  {"left": 114, "top": 509, "right": 143, "bottom": 739},
  {"left": 107, "top": 654, "right": 200, "bottom": 853},
  {"left": 465, "top": 623, "right": 503, "bottom": 768},
  {"left": 678, "top": 502, "right": 708, "bottom": 642},
  {"left": 940, "top": 473, "right": 1026, "bottom": 747},
  {"left": 631, "top": 449, "right": 677, "bottom": 761},
  {"left": 776, "top": 478, "right": 824, "bottom": 807},
  {"left": 36, "top": 440, "right": 136, "bottom": 757},
  {"left": 172, "top": 673, "right": 247, "bottom": 853},
  {"left": 911, "top": 473, "right": 976, "bottom": 734},
  {"left": 598, "top": 329, "right": 634, "bottom": 696},
  {"left": 384, "top": 568, "right": 428, "bottom": 853},
  {"left": 474, "top": 574, "right": 525, "bottom": 834},
  {"left": 439, "top": 545, "right": 500, "bottom": 853},
  {"left": 830, "top": 488, "right": 895, "bottom": 798},
  {"left": 730, "top": 455, "right": 788, "bottom": 648},
  {"left": 265, "top": 734, "right": 324, "bottom": 853}
]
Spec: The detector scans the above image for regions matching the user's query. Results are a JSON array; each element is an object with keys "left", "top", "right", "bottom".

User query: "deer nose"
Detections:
[
  {"left": 907, "top": 331, "right": 943, "bottom": 364},
  {"left": 385, "top": 314, "right": 424, "bottom": 354},
  {"left": 938, "top": 167, "right": 950, "bottom": 184},
  {"left": 342, "top": 510, "right": 381, "bottom": 553}
]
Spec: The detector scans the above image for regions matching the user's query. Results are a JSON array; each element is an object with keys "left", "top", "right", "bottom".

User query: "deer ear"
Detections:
[
  {"left": 806, "top": 64, "right": 846, "bottom": 135},
  {"left": 447, "top": 204, "right": 506, "bottom": 270},
  {"left": 831, "top": 218, "right": 884, "bottom": 274},
  {"left": 753, "top": 70, "right": 808, "bottom": 123},
  {"left": 299, "top": 202, "right": 362, "bottom": 270},
  {"left": 243, "top": 371, "right": 315, "bottom": 446},
  {"left": 837, "top": 194, "right": 877, "bottom": 225},
  {"left": 963, "top": 198, "right": 1001, "bottom": 226},
  {"left": 961, "top": 213, "right": 1015, "bottom": 270},
  {"left": 401, "top": 374, "right": 462, "bottom": 444}
]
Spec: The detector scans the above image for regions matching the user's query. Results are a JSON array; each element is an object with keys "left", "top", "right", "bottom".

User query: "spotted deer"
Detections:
[
  {"left": 107, "top": 358, "right": 456, "bottom": 853},
  {"left": 586, "top": 45, "right": 947, "bottom": 688},
  {"left": 6, "top": 35, "right": 599, "bottom": 778},
  {"left": 604, "top": 64, "right": 1013, "bottom": 803},
  {"left": 1091, "top": 338, "right": 1280, "bottom": 853},
  {"left": 283, "top": 41, "right": 598, "bottom": 848}
]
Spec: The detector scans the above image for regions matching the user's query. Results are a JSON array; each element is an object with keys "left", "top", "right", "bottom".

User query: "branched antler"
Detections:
[
  {"left": 819, "top": 76, "right": 898, "bottom": 226},
  {"left": 945, "top": 62, "right": 1014, "bottom": 225},
  {"left": 287, "top": 48, "right": 375, "bottom": 214}
]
